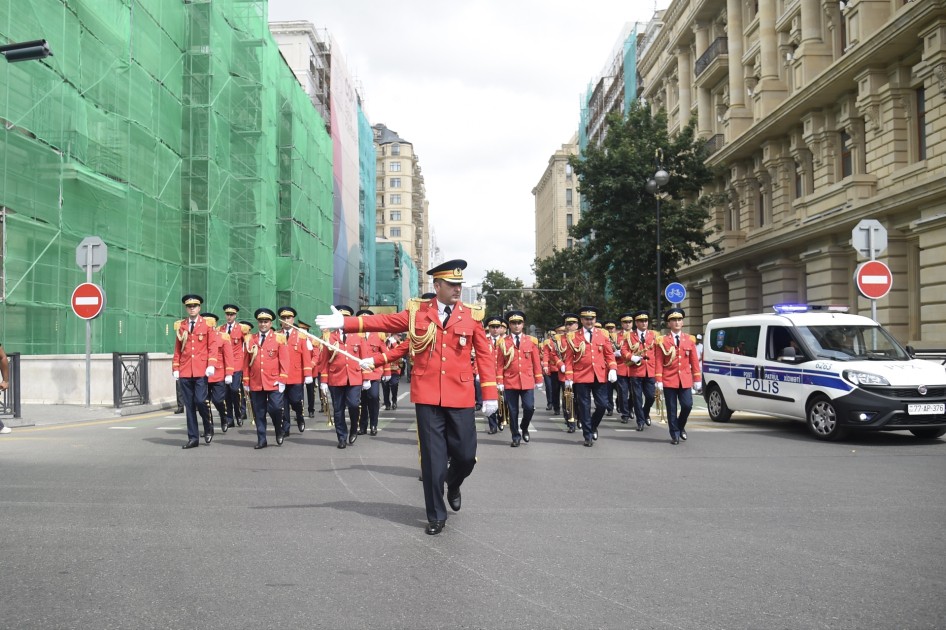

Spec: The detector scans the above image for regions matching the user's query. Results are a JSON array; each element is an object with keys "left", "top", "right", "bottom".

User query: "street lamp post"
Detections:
[{"left": 645, "top": 160, "right": 670, "bottom": 318}]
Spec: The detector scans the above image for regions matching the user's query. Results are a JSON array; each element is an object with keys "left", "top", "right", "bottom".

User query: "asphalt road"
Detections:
[{"left": 1, "top": 396, "right": 944, "bottom": 630}]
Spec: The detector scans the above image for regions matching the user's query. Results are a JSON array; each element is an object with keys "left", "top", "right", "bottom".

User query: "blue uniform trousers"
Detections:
[
  {"left": 281, "top": 383, "right": 304, "bottom": 433},
  {"left": 632, "top": 376, "right": 656, "bottom": 428},
  {"left": 249, "top": 390, "right": 284, "bottom": 444},
  {"left": 504, "top": 388, "right": 535, "bottom": 439},
  {"left": 415, "top": 404, "right": 477, "bottom": 523},
  {"left": 180, "top": 376, "right": 211, "bottom": 441},
  {"left": 359, "top": 380, "right": 380, "bottom": 431},
  {"left": 663, "top": 386, "right": 692, "bottom": 439},
  {"left": 330, "top": 385, "right": 361, "bottom": 443},
  {"left": 573, "top": 380, "right": 608, "bottom": 440}
]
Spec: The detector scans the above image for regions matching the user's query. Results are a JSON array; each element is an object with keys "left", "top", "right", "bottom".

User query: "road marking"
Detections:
[
  {"left": 13, "top": 411, "right": 170, "bottom": 432},
  {"left": 109, "top": 426, "right": 136, "bottom": 430}
]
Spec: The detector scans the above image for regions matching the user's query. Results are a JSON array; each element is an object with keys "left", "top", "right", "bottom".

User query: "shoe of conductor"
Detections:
[
  {"left": 182, "top": 439, "right": 199, "bottom": 449},
  {"left": 254, "top": 441, "right": 267, "bottom": 450},
  {"left": 447, "top": 486, "right": 461, "bottom": 512},
  {"left": 425, "top": 520, "right": 445, "bottom": 535}
]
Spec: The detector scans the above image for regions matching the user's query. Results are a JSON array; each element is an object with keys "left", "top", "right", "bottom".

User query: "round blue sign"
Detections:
[{"left": 664, "top": 282, "right": 687, "bottom": 304}]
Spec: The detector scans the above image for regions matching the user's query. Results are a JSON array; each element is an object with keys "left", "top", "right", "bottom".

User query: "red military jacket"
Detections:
[
  {"left": 318, "top": 330, "right": 368, "bottom": 386},
  {"left": 655, "top": 332, "right": 702, "bottom": 389},
  {"left": 547, "top": 334, "right": 567, "bottom": 382},
  {"left": 278, "top": 327, "right": 313, "bottom": 385},
  {"left": 349, "top": 298, "right": 497, "bottom": 407},
  {"left": 496, "top": 333, "right": 543, "bottom": 390},
  {"left": 242, "top": 330, "right": 289, "bottom": 391},
  {"left": 172, "top": 316, "right": 220, "bottom": 378},
  {"left": 620, "top": 328, "right": 658, "bottom": 379},
  {"left": 563, "top": 327, "right": 617, "bottom": 384},
  {"left": 360, "top": 332, "right": 387, "bottom": 381},
  {"left": 218, "top": 321, "right": 249, "bottom": 373},
  {"left": 207, "top": 328, "right": 235, "bottom": 383}
]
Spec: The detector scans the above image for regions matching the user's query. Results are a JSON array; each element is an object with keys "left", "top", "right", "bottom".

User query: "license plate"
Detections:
[{"left": 907, "top": 403, "right": 945, "bottom": 415}]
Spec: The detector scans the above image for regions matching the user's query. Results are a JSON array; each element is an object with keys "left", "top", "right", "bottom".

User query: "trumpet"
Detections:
[
  {"left": 563, "top": 384, "right": 575, "bottom": 419},
  {"left": 319, "top": 383, "right": 333, "bottom": 427},
  {"left": 497, "top": 394, "right": 509, "bottom": 430}
]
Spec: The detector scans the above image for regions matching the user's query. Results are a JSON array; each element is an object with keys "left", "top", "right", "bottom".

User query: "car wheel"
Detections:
[
  {"left": 909, "top": 427, "right": 946, "bottom": 439},
  {"left": 806, "top": 395, "right": 846, "bottom": 441},
  {"left": 705, "top": 384, "right": 732, "bottom": 423}
]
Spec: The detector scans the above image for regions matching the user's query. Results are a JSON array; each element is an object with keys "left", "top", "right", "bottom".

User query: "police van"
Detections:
[{"left": 701, "top": 305, "right": 946, "bottom": 441}]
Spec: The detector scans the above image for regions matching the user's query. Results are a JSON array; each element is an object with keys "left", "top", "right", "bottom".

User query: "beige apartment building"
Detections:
[
  {"left": 533, "top": 135, "right": 581, "bottom": 260},
  {"left": 374, "top": 124, "right": 431, "bottom": 291},
  {"left": 637, "top": 0, "right": 945, "bottom": 345}
]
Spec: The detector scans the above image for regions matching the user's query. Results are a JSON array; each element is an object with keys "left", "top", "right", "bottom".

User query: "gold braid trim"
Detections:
[
  {"left": 407, "top": 298, "right": 436, "bottom": 357},
  {"left": 565, "top": 331, "right": 586, "bottom": 361},
  {"left": 656, "top": 335, "right": 677, "bottom": 366},
  {"left": 499, "top": 338, "right": 515, "bottom": 370},
  {"left": 248, "top": 343, "right": 258, "bottom": 366},
  {"left": 324, "top": 331, "right": 338, "bottom": 362}
]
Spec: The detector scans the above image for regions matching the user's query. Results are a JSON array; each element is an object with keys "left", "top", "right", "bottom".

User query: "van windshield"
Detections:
[{"left": 796, "top": 325, "right": 909, "bottom": 361}]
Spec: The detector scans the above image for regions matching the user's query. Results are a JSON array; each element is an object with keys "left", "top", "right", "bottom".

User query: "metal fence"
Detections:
[
  {"left": 113, "top": 353, "right": 149, "bottom": 408},
  {"left": 0, "top": 352, "right": 21, "bottom": 418}
]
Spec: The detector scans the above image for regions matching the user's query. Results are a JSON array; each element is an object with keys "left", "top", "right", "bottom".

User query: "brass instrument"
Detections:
[
  {"left": 654, "top": 385, "right": 666, "bottom": 424},
  {"left": 497, "top": 392, "right": 509, "bottom": 430},
  {"left": 563, "top": 384, "right": 575, "bottom": 420},
  {"left": 321, "top": 385, "right": 334, "bottom": 427}
]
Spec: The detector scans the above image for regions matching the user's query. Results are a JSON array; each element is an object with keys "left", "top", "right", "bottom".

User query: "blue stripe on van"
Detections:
[{"left": 704, "top": 360, "right": 853, "bottom": 393}]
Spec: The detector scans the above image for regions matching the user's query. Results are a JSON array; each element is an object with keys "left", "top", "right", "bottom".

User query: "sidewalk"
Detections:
[{"left": 3, "top": 401, "right": 179, "bottom": 429}]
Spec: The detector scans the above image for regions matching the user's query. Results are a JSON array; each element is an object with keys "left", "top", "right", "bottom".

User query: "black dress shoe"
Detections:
[
  {"left": 384, "top": 404, "right": 391, "bottom": 410},
  {"left": 348, "top": 431, "right": 357, "bottom": 444},
  {"left": 254, "top": 441, "right": 267, "bottom": 450},
  {"left": 522, "top": 430, "right": 530, "bottom": 443},
  {"left": 308, "top": 410, "right": 315, "bottom": 418},
  {"left": 370, "top": 427, "right": 378, "bottom": 436},
  {"left": 204, "top": 432, "right": 214, "bottom": 445},
  {"left": 671, "top": 438, "right": 680, "bottom": 445},
  {"left": 680, "top": 430, "right": 687, "bottom": 441},
  {"left": 236, "top": 417, "right": 244, "bottom": 427},
  {"left": 592, "top": 431, "right": 598, "bottom": 441},
  {"left": 425, "top": 520, "right": 445, "bottom": 535},
  {"left": 510, "top": 438, "right": 520, "bottom": 447},
  {"left": 174, "top": 407, "right": 184, "bottom": 415},
  {"left": 392, "top": 402, "right": 397, "bottom": 409},
  {"left": 182, "top": 439, "right": 199, "bottom": 449},
  {"left": 636, "top": 425, "right": 644, "bottom": 431},
  {"left": 358, "top": 428, "right": 367, "bottom": 435},
  {"left": 620, "top": 418, "right": 629, "bottom": 424},
  {"left": 498, "top": 423, "right": 506, "bottom": 432},
  {"left": 487, "top": 428, "right": 497, "bottom": 435},
  {"left": 298, "top": 419, "right": 306, "bottom": 432},
  {"left": 546, "top": 404, "right": 552, "bottom": 411},
  {"left": 645, "top": 417, "right": 652, "bottom": 426},
  {"left": 276, "top": 433, "right": 284, "bottom": 446},
  {"left": 337, "top": 440, "right": 346, "bottom": 449},
  {"left": 447, "top": 487, "right": 461, "bottom": 512},
  {"left": 475, "top": 403, "right": 482, "bottom": 411},
  {"left": 567, "top": 425, "right": 576, "bottom": 433},
  {"left": 583, "top": 439, "right": 593, "bottom": 447},
  {"left": 606, "top": 409, "right": 613, "bottom": 416}
]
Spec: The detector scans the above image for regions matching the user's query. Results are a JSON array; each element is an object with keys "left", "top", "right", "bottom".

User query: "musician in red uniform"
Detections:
[
  {"left": 202, "top": 312, "right": 235, "bottom": 433},
  {"left": 297, "top": 320, "right": 318, "bottom": 418},
  {"left": 243, "top": 308, "right": 289, "bottom": 449},
  {"left": 625, "top": 310, "right": 658, "bottom": 431},
  {"left": 614, "top": 314, "right": 635, "bottom": 424},
  {"left": 219, "top": 304, "right": 247, "bottom": 428},
  {"left": 655, "top": 308, "right": 702, "bottom": 445},
  {"left": 356, "top": 309, "right": 386, "bottom": 436},
  {"left": 554, "top": 316, "right": 579, "bottom": 431},
  {"left": 316, "top": 259, "right": 499, "bottom": 536},
  {"left": 562, "top": 306, "right": 618, "bottom": 447},
  {"left": 172, "top": 294, "right": 220, "bottom": 449},
  {"left": 496, "top": 310, "right": 543, "bottom": 447},
  {"left": 317, "top": 305, "right": 370, "bottom": 449},
  {"left": 277, "top": 306, "right": 313, "bottom": 435},
  {"left": 483, "top": 315, "right": 505, "bottom": 434},
  {"left": 381, "top": 334, "right": 404, "bottom": 411}
]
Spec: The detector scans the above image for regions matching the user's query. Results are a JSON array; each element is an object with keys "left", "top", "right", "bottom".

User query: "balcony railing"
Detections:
[
  {"left": 705, "top": 134, "right": 726, "bottom": 156},
  {"left": 695, "top": 37, "right": 728, "bottom": 77}
]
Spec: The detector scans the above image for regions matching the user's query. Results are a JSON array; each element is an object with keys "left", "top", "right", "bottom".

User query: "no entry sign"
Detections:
[
  {"left": 855, "top": 260, "right": 892, "bottom": 300},
  {"left": 71, "top": 282, "right": 106, "bottom": 319}
]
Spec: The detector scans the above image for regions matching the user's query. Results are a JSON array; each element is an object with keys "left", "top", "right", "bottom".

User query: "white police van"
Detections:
[{"left": 701, "top": 305, "right": 946, "bottom": 440}]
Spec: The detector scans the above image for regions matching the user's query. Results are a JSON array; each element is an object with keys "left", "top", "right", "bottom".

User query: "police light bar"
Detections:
[{"left": 773, "top": 303, "right": 849, "bottom": 314}]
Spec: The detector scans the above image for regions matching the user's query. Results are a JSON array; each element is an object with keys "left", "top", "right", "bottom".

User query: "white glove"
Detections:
[
  {"left": 607, "top": 369, "right": 617, "bottom": 383},
  {"left": 693, "top": 382, "right": 703, "bottom": 394},
  {"left": 306, "top": 339, "right": 314, "bottom": 351},
  {"left": 474, "top": 375, "right": 480, "bottom": 382},
  {"left": 172, "top": 370, "right": 180, "bottom": 380},
  {"left": 565, "top": 379, "right": 573, "bottom": 388},
  {"left": 359, "top": 357, "right": 375, "bottom": 371},
  {"left": 614, "top": 349, "right": 622, "bottom": 357},
  {"left": 381, "top": 375, "right": 391, "bottom": 382},
  {"left": 497, "top": 384, "right": 504, "bottom": 393},
  {"left": 315, "top": 305, "right": 344, "bottom": 330},
  {"left": 320, "top": 382, "right": 329, "bottom": 396},
  {"left": 535, "top": 382, "right": 543, "bottom": 390},
  {"left": 559, "top": 364, "right": 566, "bottom": 373},
  {"left": 205, "top": 366, "right": 215, "bottom": 377},
  {"left": 276, "top": 382, "right": 285, "bottom": 393},
  {"left": 362, "top": 380, "right": 371, "bottom": 391},
  {"left": 656, "top": 381, "right": 664, "bottom": 391},
  {"left": 482, "top": 400, "right": 498, "bottom": 416},
  {"left": 631, "top": 355, "right": 642, "bottom": 364},
  {"left": 224, "top": 375, "right": 233, "bottom": 384},
  {"left": 304, "top": 376, "right": 313, "bottom": 385}
]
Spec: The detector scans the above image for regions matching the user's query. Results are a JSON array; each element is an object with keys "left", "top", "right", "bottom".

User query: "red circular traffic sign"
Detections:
[
  {"left": 855, "top": 260, "right": 892, "bottom": 300},
  {"left": 71, "top": 282, "right": 106, "bottom": 319}
]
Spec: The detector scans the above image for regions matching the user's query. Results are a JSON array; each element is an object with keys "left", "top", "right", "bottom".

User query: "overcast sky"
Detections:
[{"left": 268, "top": 0, "right": 670, "bottom": 289}]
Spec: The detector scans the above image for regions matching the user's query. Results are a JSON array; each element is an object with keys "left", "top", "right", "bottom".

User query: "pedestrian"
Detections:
[
  {"left": 316, "top": 259, "right": 499, "bottom": 536},
  {"left": 243, "top": 308, "right": 289, "bottom": 449},
  {"left": 655, "top": 308, "right": 703, "bottom": 445},
  {"left": 562, "top": 306, "right": 618, "bottom": 446},
  {"left": 172, "top": 294, "right": 220, "bottom": 449},
  {"left": 496, "top": 310, "right": 543, "bottom": 446},
  {"left": 0, "top": 344, "right": 11, "bottom": 435}
]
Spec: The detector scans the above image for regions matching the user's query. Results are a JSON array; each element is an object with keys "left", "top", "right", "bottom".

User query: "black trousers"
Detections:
[{"left": 415, "top": 404, "right": 477, "bottom": 523}]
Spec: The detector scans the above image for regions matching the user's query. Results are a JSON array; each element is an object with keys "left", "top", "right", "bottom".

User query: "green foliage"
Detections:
[
  {"left": 527, "top": 245, "right": 606, "bottom": 332},
  {"left": 479, "top": 269, "right": 525, "bottom": 318}
]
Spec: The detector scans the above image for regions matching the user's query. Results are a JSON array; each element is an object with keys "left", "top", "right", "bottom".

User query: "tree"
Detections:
[
  {"left": 569, "top": 102, "right": 722, "bottom": 316},
  {"left": 478, "top": 270, "right": 525, "bottom": 318},
  {"left": 528, "top": 245, "right": 606, "bottom": 333}
]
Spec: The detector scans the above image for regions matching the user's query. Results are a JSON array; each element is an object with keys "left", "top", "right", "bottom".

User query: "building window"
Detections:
[
  {"left": 916, "top": 87, "right": 926, "bottom": 162},
  {"left": 390, "top": 178, "right": 401, "bottom": 188},
  {"left": 758, "top": 188, "right": 766, "bottom": 227},
  {"left": 391, "top": 193, "right": 401, "bottom": 204},
  {"left": 567, "top": 238, "right": 573, "bottom": 248},
  {"left": 390, "top": 227, "right": 401, "bottom": 237},
  {"left": 794, "top": 161, "right": 803, "bottom": 200},
  {"left": 389, "top": 161, "right": 401, "bottom": 172},
  {"left": 565, "top": 163, "right": 573, "bottom": 181},
  {"left": 391, "top": 143, "right": 400, "bottom": 156},
  {"left": 565, "top": 188, "right": 573, "bottom": 207},
  {"left": 391, "top": 211, "right": 401, "bottom": 221},
  {"left": 839, "top": 131, "right": 852, "bottom": 178},
  {"left": 566, "top": 213, "right": 573, "bottom": 228}
]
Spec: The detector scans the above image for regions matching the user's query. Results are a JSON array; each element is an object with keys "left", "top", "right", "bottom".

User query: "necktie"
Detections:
[
  {"left": 640, "top": 331, "right": 645, "bottom": 344},
  {"left": 227, "top": 324, "right": 232, "bottom": 334},
  {"left": 515, "top": 334, "right": 520, "bottom": 348},
  {"left": 443, "top": 306, "right": 452, "bottom": 327},
  {"left": 675, "top": 334, "right": 680, "bottom": 347},
  {"left": 341, "top": 331, "right": 346, "bottom": 344},
  {"left": 189, "top": 320, "right": 195, "bottom": 333},
  {"left": 586, "top": 329, "right": 592, "bottom": 343},
  {"left": 259, "top": 333, "right": 265, "bottom": 347}
]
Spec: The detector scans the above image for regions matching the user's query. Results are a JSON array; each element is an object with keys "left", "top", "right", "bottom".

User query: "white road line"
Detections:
[{"left": 109, "top": 426, "right": 136, "bottom": 430}]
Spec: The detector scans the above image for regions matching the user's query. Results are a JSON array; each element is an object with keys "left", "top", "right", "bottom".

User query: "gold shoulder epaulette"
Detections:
[
  {"left": 407, "top": 297, "right": 424, "bottom": 314},
  {"left": 219, "top": 333, "right": 231, "bottom": 341},
  {"left": 529, "top": 335, "right": 538, "bottom": 344},
  {"left": 656, "top": 334, "right": 665, "bottom": 343},
  {"left": 173, "top": 319, "right": 184, "bottom": 331},
  {"left": 240, "top": 323, "right": 251, "bottom": 334},
  {"left": 379, "top": 332, "right": 387, "bottom": 341},
  {"left": 688, "top": 334, "right": 697, "bottom": 343},
  {"left": 276, "top": 334, "right": 287, "bottom": 345},
  {"left": 464, "top": 302, "right": 485, "bottom": 322}
]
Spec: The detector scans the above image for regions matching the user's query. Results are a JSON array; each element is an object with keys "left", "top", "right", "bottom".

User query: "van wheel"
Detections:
[
  {"left": 909, "top": 427, "right": 946, "bottom": 439},
  {"left": 705, "top": 385, "right": 732, "bottom": 423},
  {"left": 806, "top": 395, "right": 846, "bottom": 441}
]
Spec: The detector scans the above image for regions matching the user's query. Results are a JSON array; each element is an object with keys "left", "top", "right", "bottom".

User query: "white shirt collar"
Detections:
[{"left": 437, "top": 300, "right": 454, "bottom": 316}]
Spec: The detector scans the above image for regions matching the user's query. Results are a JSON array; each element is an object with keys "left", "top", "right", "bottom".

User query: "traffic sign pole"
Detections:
[{"left": 86, "top": 247, "right": 92, "bottom": 407}]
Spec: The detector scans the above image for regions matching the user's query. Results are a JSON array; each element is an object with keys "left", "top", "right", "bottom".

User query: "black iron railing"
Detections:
[
  {"left": 705, "top": 134, "right": 726, "bottom": 155},
  {"left": 0, "top": 352, "right": 21, "bottom": 418},
  {"left": 695, "top": 37, "right": 728, "bottom": 77},
  {"left": 113, "top": 353, "right": 149, "bottom": 408}
]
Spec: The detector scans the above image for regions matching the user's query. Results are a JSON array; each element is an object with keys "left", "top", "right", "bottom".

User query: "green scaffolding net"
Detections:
[{"left": 0, "top": 0, "right": 333, "bottom": 355}]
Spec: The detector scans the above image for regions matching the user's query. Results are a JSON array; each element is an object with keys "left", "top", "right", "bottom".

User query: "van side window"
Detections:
[
  {"left": 709, "top": 326, "right": 760, "bottom": 357},
  {"left": 766, "top": 326, "right": 807, "bottom": 361}
]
